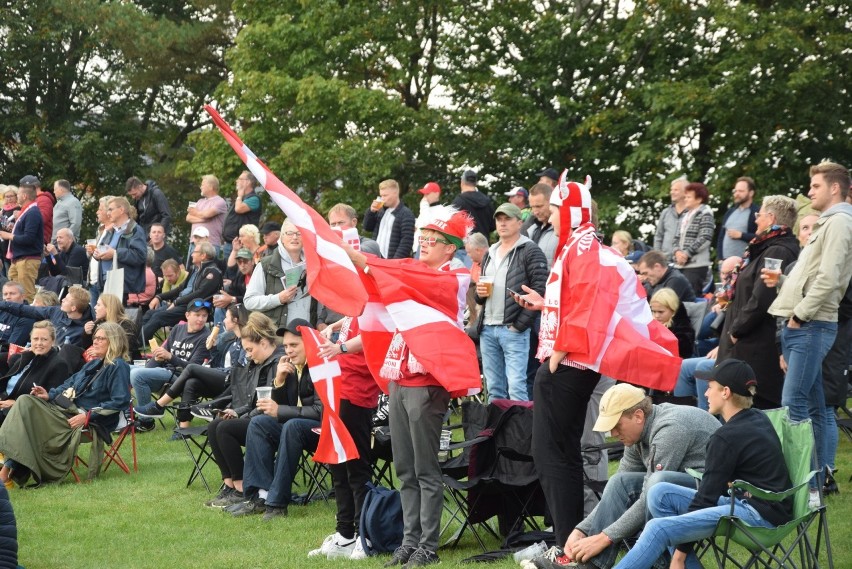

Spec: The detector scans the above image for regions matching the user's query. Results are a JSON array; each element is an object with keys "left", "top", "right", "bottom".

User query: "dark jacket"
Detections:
[
  {"left": 647, "top": 267, "right": 695, "bottom": 304},
  {"left": 670, "top": 303, "right": 696, "bottom": 358},
  {"left": 0, "top": 309, "right": 35, "bottom": 347},
  {"left": 46, "top": 243, "right": 88, "bottom": 278},
  {"left": 453, "top": 191, "right": 496, "bottom": 237},
  {"left": 0, "top": 348, "right": 69, "bottom": 400},
  {"left": 0, "top": 303, "right": 93, "bottom": 347},
  {"left": 718, "top": 231, "right": 799, "bottom": 408},
  {"left": 475, "top": 239, "right": 548, "bottom": 333},
  {"left": 98, "top": 219, "right": 147, "bottom": 294},
  {"left": 135, "top": 181, "right": 172, "bottom": 234},
  {"left": 270, "top": 364, "right": 322, "bottom": 423},
  {"left": 0, "top": 486, "right": 18, "bottom": 568},
  {"left": 9, "top": 203, "right": 43, "bottom": 260},
  {"left": 363, "top": 203, "right": 416, "bottom": 259},
  {"left": 158, "top": 260, "right": 222, "bottom": 307},
  {"left": 47, "top": 358, "right": 132, "bottom": 432},
  {"left": 716, "top": 203, "right": 759, "bottom": 258},
  {"left": 222, "top": 189, "right": 263, "bottom": 242},
  {"left": 217, "top": 345, "right": 285, "bottom": 418}
]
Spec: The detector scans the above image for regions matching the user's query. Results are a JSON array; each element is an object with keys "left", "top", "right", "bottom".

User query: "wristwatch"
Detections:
[
  {"left": 339, "top": 342, "right": 348, "bottom": 354},
  {"left": 791, "top": 314, "right": 805, "bottom": 325}
]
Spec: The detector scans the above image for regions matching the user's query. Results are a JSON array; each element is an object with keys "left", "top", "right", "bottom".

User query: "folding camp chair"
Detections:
[
  {"left": 175, "top": 424, "right": 215, "bottom": 491},
  {"left": 441, "top": 400, "right": 546, "bottom": 551},
  {"left": 71, "top": 405, "right": 138, "bottom": 482},
  {"left": 370, "top": 425, "right": 395, "bottom": 488},
  {"left": 293, "top": 449, "right": 332, "bottom": 505},
  {"left": 694, "top": 407, "right": 833, "bottom": 569}
]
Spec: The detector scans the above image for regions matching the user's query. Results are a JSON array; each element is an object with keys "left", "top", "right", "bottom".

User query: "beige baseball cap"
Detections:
[{"left": 593, "top": 384, "right": 648, "bottom": 433}]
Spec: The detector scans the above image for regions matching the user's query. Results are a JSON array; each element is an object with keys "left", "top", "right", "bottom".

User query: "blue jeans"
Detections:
[
  {"left": 480, "top": 324, "right": 531, "bottom": 401},
  {"left": 243, "top": 415, "right": 320, "bottom": 508},
  {"left": 130, "top": 367, "right": 174, "bottom": 407},
  {"left": 614, "top": 483, "right": 774, "bottom": 569},
  {"left": 781, "top": 321, "right": 836, "bottom": 479},
  {"left": 673, "top": 357, "right": 714, "bottom": 410},
  {"left": 583, "top": 471, "right": 698, "bottom": 568}
]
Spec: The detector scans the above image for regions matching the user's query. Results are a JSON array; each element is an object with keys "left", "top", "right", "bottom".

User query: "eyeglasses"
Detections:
[
  {"left": 284, "top": 231, "right": 301, "bottom": 238},
  {"left": 191, "top": 300, "right": 212, "bottom": 308},
  {"left": 237, "top": 176, "right": 250, "bottom": 182},
  {"left": 92, "top": 335, "right": 108, "bottom": 343},
  {"left": 418, "top": 235, "right": 452, "bottom": 247}
]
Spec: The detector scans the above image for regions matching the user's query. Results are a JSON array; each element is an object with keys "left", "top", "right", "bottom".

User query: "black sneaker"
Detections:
[
  {"left": 824, "top": 466, "right": 839, "bottom": 496},
  {"left": 228, "top": 497, "right": 265, "bottom": 517},
  {"left": 384, "top": 545, "right": 418, "bottom": 567},
  {"left": 403, "top": 547, "right": 439, "bottom": 568},
  {"left": 190, "top": 405, "right": 216, "bottom": 422},
  {"left": 262, "top": 505, "right": 288, "bottom": 521},
  {"left": 206, "top": 488, "right": 244, "bottom": 509},
  {"left": 134, "top": 419, "right": 156, "bottom": 432},
  {"left": 134, "top": 401, "right": 165, "bottom": 419}
]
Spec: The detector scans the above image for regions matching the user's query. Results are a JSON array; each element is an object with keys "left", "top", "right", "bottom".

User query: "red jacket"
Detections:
[{"left": 36, "top": 191, "right": 56, "bottom": 244}]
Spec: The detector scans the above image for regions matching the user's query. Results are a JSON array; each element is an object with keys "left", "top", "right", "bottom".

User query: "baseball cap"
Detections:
[
  {"left": 19, "top": 175, "right": 40, "bottom": 187},
  {"left": 191, "top": 226, "right": 210, "bottom": 238},
  {"left": 260, "top": 222, "right": 281, "bottom": 235},
  {"left": 276, "top": 318, "right": 312, "bottom": 337},
  {"left": 461, "top": 169, "right": 477, "bottom": 184},
  {"left": 536, "top": 167, "right": 559, "bottom": 181},
  {"left": 186, "top": 298, "right": 212, "bottom": 313},
  {"left": 418, "top": 182, "right": 441, "bottom": 195},
  {"left": 235, "top": 247, "right": 253, "bottom": 260},
  {"left": 695, "top": 359, "right": 758, "bottom": 397},
  {"left": 504, "top": 187, "right": 529, "bottom": 198},
  {"left": 593, "top": 384, "right": 648, "bottom": 433},
  {"left": 494, "top": 203, "right": 523, "bottom": 220}
]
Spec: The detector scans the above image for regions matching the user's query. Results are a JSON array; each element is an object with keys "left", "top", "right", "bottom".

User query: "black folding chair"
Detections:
[{"left": 175, "top": 424, "right": 215, "bottom": 492}]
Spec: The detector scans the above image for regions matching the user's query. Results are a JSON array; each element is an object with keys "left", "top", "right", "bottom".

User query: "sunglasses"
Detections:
[
  {"left": 418, "top": 235, "right": 451, "bottom": 247},
  {"left": 191, "top": 300, "right": 212, "bottom": 308}
]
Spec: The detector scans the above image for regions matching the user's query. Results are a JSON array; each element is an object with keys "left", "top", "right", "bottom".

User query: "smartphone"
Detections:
[{"left": 506, "top": 288, "right": 521, "bottom": 297}]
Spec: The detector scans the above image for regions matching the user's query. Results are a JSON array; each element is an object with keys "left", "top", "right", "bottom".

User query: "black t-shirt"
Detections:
[{"left": 152, "top": 244, "right": 183, "bottom": 278}]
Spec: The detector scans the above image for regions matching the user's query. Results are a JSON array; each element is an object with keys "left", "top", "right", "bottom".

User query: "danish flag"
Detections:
[
  {"left": 299, "top": 326, "right": 359, "bottom": 464},
  {"left": 205, "top": 106, "right": 368, "bottom": 317}
]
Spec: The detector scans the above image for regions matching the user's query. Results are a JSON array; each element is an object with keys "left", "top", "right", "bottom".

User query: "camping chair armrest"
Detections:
[
  {"left": 447, "top": 435, "right": 489, "bottom": 452},
  {"left": 685, "top": 467, "right": 703, "bottom": 481},
  {"left": 729, "top": 472, "right": 818, "bottom": 502}
]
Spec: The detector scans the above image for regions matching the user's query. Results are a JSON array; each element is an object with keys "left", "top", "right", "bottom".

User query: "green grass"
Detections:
[{"left": 9, "top": 414, "right": 852, "bottom": 569}]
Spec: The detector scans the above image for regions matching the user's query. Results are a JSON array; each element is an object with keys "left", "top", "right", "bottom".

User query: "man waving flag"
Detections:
[{"left": 205, "top": 105, "right": 367, "bottom": 317}]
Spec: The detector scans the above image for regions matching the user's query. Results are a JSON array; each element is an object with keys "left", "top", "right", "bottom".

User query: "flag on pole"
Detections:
[
  {"left": 204, "top": 105, "right": 367, "bottom": 317},
  {"left": 299, "top": 326, "right": 359, "bottom": 464}
]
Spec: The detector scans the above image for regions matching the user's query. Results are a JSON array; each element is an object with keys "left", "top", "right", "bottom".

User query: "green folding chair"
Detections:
[{"left": 697, "top": 407, "right": 833, "bottom": 568}]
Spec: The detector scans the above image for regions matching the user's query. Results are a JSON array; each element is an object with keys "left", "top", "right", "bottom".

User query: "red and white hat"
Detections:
[
  {"left": 422, "top": 206, "right": 474, "bottom": 248},
  {"left": 550, "top": 171, "right": 593, "bottom": 230}
]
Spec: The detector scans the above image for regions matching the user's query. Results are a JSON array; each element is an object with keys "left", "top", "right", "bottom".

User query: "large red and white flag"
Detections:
[
  {"left": 357, "top": 258, "right": 481, "bottom": 398},
  {"left": 299, "top": 326, "right": 360, "bottom": 464},
  {"left": 204, "top": 105, "right": 367, "bottom": 317},
  {"left": 539, "top": 224, "right": 681, "bottom": 391}
]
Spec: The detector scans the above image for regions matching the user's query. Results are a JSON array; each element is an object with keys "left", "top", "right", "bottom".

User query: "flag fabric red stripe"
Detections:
[
  {"left": 299, "top": 326, "right": 359, "bottom": 464},
  {"left": 357, "top": 258, "right": 481, "bottom": 398},
  {"left": 549, "top": 225, "right": 681, "bottom": 391},
  {"left": 204, "top": 105, "right": 367, "bottom": 317}
]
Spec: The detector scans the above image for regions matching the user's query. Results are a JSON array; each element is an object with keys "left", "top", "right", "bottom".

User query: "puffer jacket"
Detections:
[
  {"left": 215, "top": 345, "right": 285, "bottom": 417},
  {"left": 475, "top": 238, "right": 548, "bottom": 333}
]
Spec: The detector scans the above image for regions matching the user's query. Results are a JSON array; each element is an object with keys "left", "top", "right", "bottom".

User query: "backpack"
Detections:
[{"left": 358, "top": 482, "right": 403, "bottom": 555}]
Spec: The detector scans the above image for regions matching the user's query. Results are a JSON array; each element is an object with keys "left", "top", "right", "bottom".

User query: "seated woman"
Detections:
[
  {"left": 650, "top": 288, "right": 695, "bottom": 358},
  {"left": 135, "top": 303, "right": 247, "bottom": 429},
  {"left": 204, "top": 312, "right": 286, "bottom": 509},
  {"left": 81, "top": 293, "right": 141, "bottom": 361},
  {"left": 0, "top": 321, "right": 70, "bottom": 426},
  {"left": 610, "top": 229, "right": 634, "bottom": 258},
  {"left": 0, "top": 321, "right": 131, "bottom": 487}
]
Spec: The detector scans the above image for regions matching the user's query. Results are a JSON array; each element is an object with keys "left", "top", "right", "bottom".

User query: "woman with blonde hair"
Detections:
[
  {"left": 81, "top": 293, "right": 140, "bottom": 360},
  {"left": 650, "top": 288, "right": 695, "bottom": 358},
  {"left": 0, "top": 321, "right": 131, "bottom": 486},
  {"left": 610, "top": 230, "right": 634, "bottom": 257}
]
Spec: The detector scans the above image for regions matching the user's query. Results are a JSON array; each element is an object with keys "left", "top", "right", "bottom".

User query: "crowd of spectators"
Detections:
[{"left": 0, "top": 160, "right": 848, "bottom": 569}]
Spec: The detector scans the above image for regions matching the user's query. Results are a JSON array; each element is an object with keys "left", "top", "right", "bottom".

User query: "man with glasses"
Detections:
[
  {"left": 92, "top": 197, "right": 148, "bottom": 300},
  {"left": 141, "top": 241, "right": 222, "bottom": 342},
  {"left": 245, "top": 220, "right": 329, "bottom": 329},
  {"left": 131, "top": 298, "right": 211, "bottom": 432},
  {"left": 222, "top": 171, "right": 263, "bottom": 260}
]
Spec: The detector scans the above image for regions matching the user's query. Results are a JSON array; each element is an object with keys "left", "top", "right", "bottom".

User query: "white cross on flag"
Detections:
[
  {"left": 205, "top": 105, "right": 368, "bottom": 317},
  {"left": 299, "top": 326, "right": 359, "bottom": 464}
]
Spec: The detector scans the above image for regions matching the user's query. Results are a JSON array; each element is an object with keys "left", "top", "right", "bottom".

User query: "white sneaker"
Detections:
[
  {"left": 513, "top": 541, "right": 548, "bottom": 563},
  {"left": 308, "top": 533, "right": 340, "bottom": 557},
  {"left": 350, "top": 536, "right": 371, "bottom": 560},
  {"left": 326, "top": 534, "right": 358, "bottom": 559},
  {"left": 808, "top": 489, "right": 821, "bottom": 510}
]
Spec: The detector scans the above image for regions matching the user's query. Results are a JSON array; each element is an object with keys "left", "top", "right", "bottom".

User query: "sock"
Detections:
[{"left": 258, "top": 489, "right": 268, "bottom": 500}]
